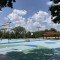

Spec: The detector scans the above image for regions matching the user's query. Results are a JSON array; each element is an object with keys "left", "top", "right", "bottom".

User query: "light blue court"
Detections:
[{"left": 0, "top": 39, "right": 60, "bottom": 54}]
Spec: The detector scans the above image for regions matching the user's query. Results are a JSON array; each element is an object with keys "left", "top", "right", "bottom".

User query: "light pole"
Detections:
[
  {"left": 7, "top": 22, "right": 11, "bottom": 42},
  {"left": 36, "top": 26, "right": 41, "bottom": 31},
  {"left": 7, "top": 17, "right": 12, "bottom": 42},
  {"left": 6, "top": 21, "right": 11, "bottom": 43}
]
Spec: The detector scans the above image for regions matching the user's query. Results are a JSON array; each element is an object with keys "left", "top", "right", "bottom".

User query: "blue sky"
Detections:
[
  {"left": 14, "top": 0, "right": 50, "bottom": 18},
  {"left": 13, "top": 0, "right": 49, "bottom": 12},
  {"left": 1, "top": 0, "right": 49, "bottom": 18},
  {"left": 0, "top": 0, "right": 59, "bottom": 31}
]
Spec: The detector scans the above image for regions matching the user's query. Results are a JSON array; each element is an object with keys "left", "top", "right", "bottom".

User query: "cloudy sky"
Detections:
[{"left": 0, "top": 0, "right": 60, "bottom": 32}]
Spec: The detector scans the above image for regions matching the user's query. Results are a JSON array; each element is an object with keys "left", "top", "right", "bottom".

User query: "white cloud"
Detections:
[
  {"left": 44, "top": 16, "right": 60, "bottom": 30},
  {"left": 26, "top": 11, "right": 48, "bottom": 31},
  {"left": 31, "top": 11, "right": 49, "bottom": 22},
  {"left": 7, "top": 9, "right": 59, "bottom": 32},
  {"left": 13, "top": 9, "right": 27, "bottom": 16},
  {"left": 47, "top": 1, "right": 53, "bottom": 6},
  {"left": 8, "top": 9, "right": 26, "bottom": 27}
]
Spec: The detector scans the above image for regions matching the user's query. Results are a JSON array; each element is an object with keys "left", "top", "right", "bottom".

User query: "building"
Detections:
[{"left": 43, "top": 31, "right": 60, "bottom": 39}]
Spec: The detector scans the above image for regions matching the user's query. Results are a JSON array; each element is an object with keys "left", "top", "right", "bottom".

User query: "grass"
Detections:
[
  {"left": 0, "top": 45, "right": 19, "bottom": 48},
  {"left": 38, "top": 45, "right": 47, "bottom": 48},
  {"left": 0, "top": 44, "right": 47, "bottom": 49}
]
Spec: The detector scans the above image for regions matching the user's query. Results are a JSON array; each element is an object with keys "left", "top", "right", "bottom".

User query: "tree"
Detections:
[
  {"left": 0, "top": 0, "right": 16, "bottom": 10},
  {"left": 49, "top": 0, "right": 60, "bottom": 23},
  {"left": 49, "top": 28, "right": 57, "bottom": 32},
  {"left": 0, "top": 30, "right": 3, "bottom": 38},
  {"left": 13, "top": 26, "right": 26, "bottom": 38},
  {"left": 25, "top": 32, "right": 31, "bottom": 38},
  {"left": 13, "top": 26, "right": 26, "bottom": 34},
  {"left": 10, "top": 32, "right": 15, "bottom": 38}
]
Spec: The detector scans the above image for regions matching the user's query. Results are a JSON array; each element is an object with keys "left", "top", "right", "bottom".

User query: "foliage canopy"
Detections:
[
  {"left": 0, "top": 0, "right": 16, "bottom": 10},
  {"left": 49, "top": 0, "right": 60, "bottom": 23}
]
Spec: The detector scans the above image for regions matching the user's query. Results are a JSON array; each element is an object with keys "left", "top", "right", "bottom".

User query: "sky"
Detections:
[{"left": 0, "top": 0, "right": 60, "bottom": 32}]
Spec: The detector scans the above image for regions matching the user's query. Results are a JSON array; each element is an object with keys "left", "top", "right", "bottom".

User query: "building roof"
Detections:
[{"left": 43, "top": 31, "right": 60, "bottom": 37}]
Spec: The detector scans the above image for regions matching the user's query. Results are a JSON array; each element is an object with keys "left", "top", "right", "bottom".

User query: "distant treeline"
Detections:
[{"left": 0, "top": 26, "right": 58, "bottom": 39}]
